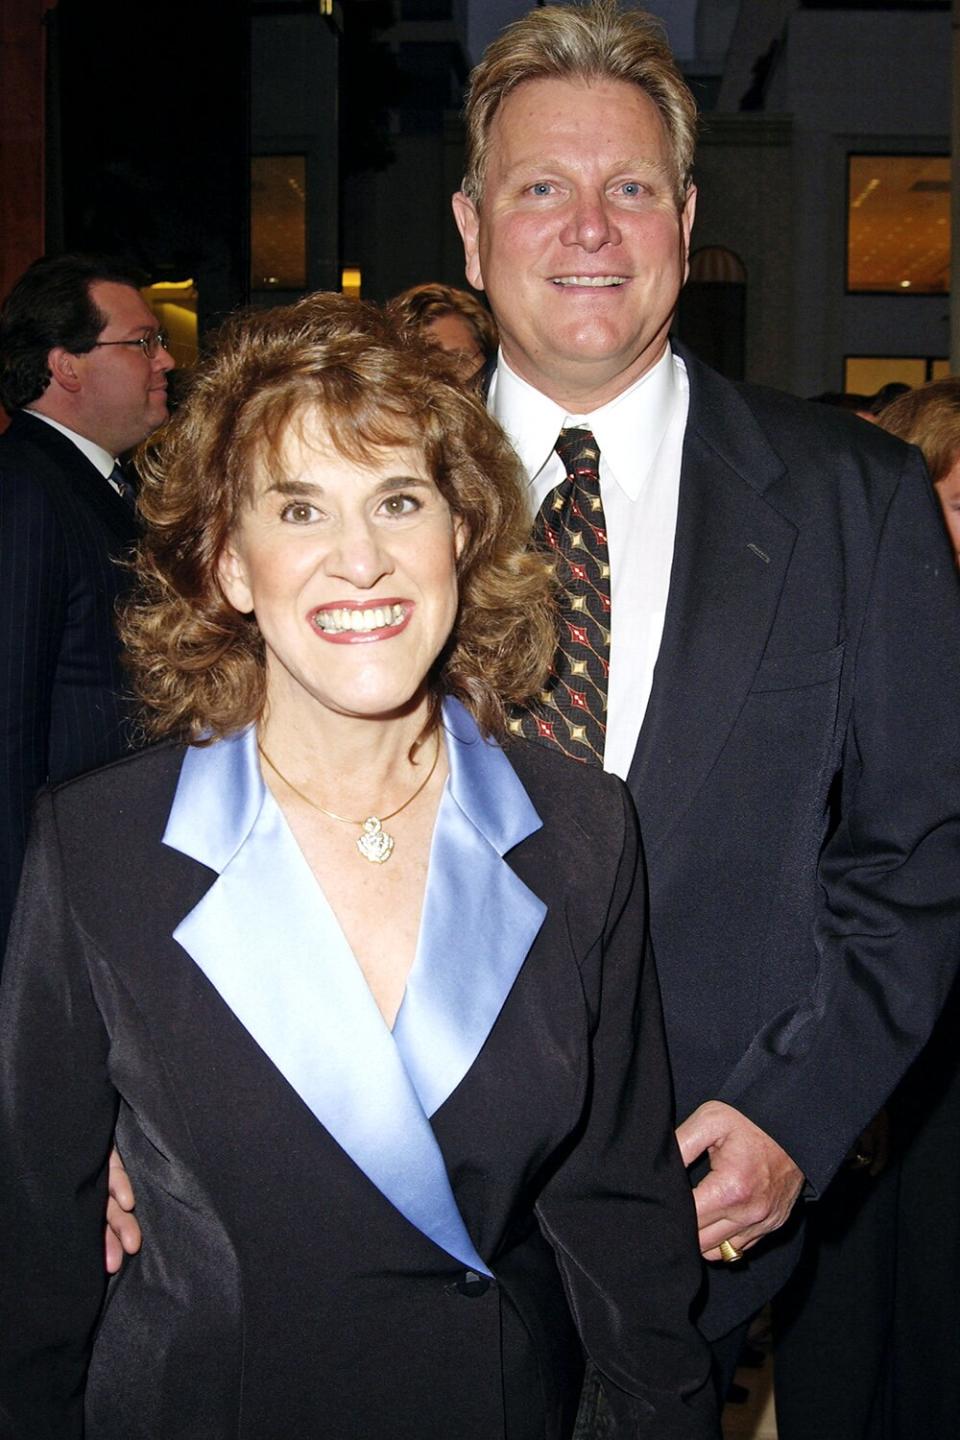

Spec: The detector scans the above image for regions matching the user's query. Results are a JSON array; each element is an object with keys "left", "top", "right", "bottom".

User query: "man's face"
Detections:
[
  {"left": 453, "top": 77, "right": 695, "bottom": 411},
  {"left": 72, "top": 281, "right": 174, "bottom": 454}
]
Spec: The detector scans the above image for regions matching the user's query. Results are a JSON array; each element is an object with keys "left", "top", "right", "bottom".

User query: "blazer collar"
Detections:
[
  {"left": 628, "top": 349, "right": 799, "bottom": 847},
  {"left": 162, "top": 699, "right": 545, "bottom": 1275},
  {"left": 394, "top": 698, "right": 546, "bottom": 1117},
  {"left": 162, "top": 697, "right": 542, "bottom": 878}
]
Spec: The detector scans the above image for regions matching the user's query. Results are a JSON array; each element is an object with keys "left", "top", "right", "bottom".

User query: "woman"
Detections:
[
  {"left": 0, "top": 295, "right": 715, "bottom": 1439},
  {"left": 388, "top": 281, "right": 497, "bottom": 389}
]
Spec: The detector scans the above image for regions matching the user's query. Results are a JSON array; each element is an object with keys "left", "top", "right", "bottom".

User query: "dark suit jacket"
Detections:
[
  {"left": 628, "top": 347, "right": 960, "bottom": 1336},
  {"left": 0, "top": 410, "right": 139, "bottom": 953},
  {"left": 0, "top": 736, "right": 717, "bottom": 1440}
]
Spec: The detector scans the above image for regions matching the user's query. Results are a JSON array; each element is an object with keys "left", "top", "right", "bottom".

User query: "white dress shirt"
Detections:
[
  {"left": 25, "top": 412, "right": 122, "bottom": 491},
  {"left": 489, "top": 346, "right": 689, "bottom": 780}
]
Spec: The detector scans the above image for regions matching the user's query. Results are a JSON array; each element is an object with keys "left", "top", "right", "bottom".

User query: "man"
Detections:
[
  {"left": 451, "top": 1, "right": 960, "bottom": 1375},
  {"left": 0, "top": 255, "right": 174, "bottom": 956}
]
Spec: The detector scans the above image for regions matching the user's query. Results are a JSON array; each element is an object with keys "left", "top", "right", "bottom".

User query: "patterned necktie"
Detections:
[
  {"left": 109, "top": 462, "right": 137, "bottom": 513},
  {"left": 510, "top": 427, "right": 610, "bottom": 765}
]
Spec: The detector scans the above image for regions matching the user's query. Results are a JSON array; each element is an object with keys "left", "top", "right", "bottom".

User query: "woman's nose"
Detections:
[{"left": 323, "top": 520, "right": 394, "bottom": 589}]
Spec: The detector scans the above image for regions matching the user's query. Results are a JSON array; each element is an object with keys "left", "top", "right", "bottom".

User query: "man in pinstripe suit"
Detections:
[{"left": 0, "top": 255, "right": 175, "bottom": 955}]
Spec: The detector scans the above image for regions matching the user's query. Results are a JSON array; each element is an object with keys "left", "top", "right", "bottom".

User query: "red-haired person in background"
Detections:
[{"left": 389, "top": 282, "right": 498, "bottom": 390}]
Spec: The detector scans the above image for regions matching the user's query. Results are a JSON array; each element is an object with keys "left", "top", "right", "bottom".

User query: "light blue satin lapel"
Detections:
[
  {"left": 163, "top": 727, "right": 491, "bottom": 1277},
  {"left": 394, "top": 699, "right": 547, "bottom": 1119}
]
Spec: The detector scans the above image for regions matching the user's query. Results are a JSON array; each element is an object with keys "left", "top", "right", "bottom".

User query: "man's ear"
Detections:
[
  {"left": 47, "top": 347, "right": 83, "bottom": 395},
  {"left": 680, "top": 184, "right": 697, "bottom": 284},
  {"left": 216, "top": 541, "right": 254, "bottom": 615},
  {"left": 451, "top": 191, "right": 483, "bottom": 291}
]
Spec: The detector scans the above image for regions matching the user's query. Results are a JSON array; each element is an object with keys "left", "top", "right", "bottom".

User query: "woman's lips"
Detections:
[{"left": 308, "top": 599, "right": 411, "bottom": 644}]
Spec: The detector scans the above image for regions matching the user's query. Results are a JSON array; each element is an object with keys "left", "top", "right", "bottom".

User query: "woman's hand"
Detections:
[{"left": 105, "top": 1148, "right": 141, "bottom": 1274}]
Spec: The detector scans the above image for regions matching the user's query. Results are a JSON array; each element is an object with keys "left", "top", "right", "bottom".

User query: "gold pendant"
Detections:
[{"left": 356, "top": 816, "right": 395, "bottom": 864}]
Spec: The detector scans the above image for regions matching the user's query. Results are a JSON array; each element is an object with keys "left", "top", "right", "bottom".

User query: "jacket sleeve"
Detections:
[
  {"left": 0, "top": 467, "right": 67, "bottom": 960},
  {"left": 0, "top": 791, "right": 117, "bottom": 1439},
  {"left": 717, "top": 445, "right": 960, "bottom": 1191},
  {"left": 535, "top": 783, "right": 719, "bottom": 1440}
]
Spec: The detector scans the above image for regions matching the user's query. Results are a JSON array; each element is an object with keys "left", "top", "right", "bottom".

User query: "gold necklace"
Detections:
[{"left": 257, "top": 732, "right": 441, "bottom": 865}]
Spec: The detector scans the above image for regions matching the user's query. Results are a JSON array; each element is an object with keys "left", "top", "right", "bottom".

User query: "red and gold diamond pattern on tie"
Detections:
[{"left": 510, "top": 427, "right": 610, "bottom": 765}]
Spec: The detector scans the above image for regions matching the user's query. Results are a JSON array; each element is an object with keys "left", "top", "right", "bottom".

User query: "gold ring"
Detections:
[{"left": 718, "top": 1239, "right": 744, "bottom": 1263}]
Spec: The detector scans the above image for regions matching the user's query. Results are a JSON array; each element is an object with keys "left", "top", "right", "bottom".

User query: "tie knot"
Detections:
[{"left": 555, "top": 427, "right": 600, "bottom": 479}]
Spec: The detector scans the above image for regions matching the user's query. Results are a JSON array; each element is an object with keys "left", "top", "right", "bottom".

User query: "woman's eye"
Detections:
[
  {"left": 380, "top": 493, "right": 420, "bottom": 518},
  {"left": 280, "top": 501, "right": 320, "bottom": 523}
]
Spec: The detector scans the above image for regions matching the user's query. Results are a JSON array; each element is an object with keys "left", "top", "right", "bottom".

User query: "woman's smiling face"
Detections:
[{"left": 217, "top": 410, "right": 464, "bottom": 729}]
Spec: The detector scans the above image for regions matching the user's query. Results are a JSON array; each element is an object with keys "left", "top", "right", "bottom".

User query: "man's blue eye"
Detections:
[
  {"left": 621, "top": 182, "right": 641, "bottom": 196},
  {"left": 531, "top": 183, "right": 552, "bottom": 196}
]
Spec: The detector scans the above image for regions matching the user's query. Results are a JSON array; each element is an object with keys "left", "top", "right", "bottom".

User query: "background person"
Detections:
[
  {"left": 0, "top": 253, "right": 174, "bottom": 958},
  {"left": 388, "top": 280, "right": 498, "bottom": 388},
  {"left": 0, "top": 294, "right": 716, "bottom": 1440},
  {"left": 867, "top": 377, "right": 960, "bottom": 1438},
  {"left": 773, "top": 376, "right": 960, "bottom": 1439},
  {"left": 879, "top": 377, "right": 960, "bottom": 561}
]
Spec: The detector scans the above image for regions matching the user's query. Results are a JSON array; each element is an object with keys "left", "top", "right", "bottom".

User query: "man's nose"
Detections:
[
  {"left": 560, "top": 191, "right": 621, "bottom": 252},
  {"left": 154, "top": 339, "right": 175, "bottom": 374}
]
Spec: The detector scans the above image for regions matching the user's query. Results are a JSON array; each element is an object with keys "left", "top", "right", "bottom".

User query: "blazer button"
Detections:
[{"left": 455, "top": 1270, "right": 492, "bottom": 1298}]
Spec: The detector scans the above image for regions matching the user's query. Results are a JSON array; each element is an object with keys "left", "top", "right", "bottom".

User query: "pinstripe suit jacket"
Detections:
[{"left": 0, "top": 410, "right": 140, "bottom": 953}]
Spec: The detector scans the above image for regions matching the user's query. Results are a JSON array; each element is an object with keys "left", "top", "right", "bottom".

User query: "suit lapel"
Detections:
[
  {"left": 162, "top": 704, "right": 544, "bottom": 1275},
  {"left": 628, "top": 352, "right": 798, "bottom": 847}
]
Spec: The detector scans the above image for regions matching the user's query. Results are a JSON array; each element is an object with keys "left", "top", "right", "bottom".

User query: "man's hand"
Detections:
[
  {"left": 105, "top": 1148, "right": 142, "bottom": 1274},
  {"left": 675, "top": 1100, "right": 804, "bottom": 1261}
]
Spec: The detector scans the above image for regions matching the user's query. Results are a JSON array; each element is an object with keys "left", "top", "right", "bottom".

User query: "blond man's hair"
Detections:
[{"left": 462, "top": 1, "right": 697, "bottom": 210}]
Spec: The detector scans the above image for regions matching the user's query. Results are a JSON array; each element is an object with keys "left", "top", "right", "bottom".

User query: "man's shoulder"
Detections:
[
  {"left": 0, "top": 411, "right": 90, "bottom": 494},
  {"left": 680, "top": 349, "right": 912, "bottom": 479}
]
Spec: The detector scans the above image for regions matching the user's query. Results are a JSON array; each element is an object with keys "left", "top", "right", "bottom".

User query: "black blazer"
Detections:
[
  {"left": 0, "top": 737, "right": 717, "bottom": 1440},
  {"left": 0, "top": 410, "right": 140, "bottom": 953},
  {"left": 629, "top": 348, "right": 960, "bottom": 1336}
]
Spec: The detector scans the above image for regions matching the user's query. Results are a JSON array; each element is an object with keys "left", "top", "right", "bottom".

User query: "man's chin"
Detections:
[{"left": 517, "top": 337, "right": 664, "bottom": 407}]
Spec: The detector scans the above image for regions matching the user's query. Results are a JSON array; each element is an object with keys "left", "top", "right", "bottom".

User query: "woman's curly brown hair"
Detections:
[{"left": 123, "top": 292, "right": 556, "bottom": 743}]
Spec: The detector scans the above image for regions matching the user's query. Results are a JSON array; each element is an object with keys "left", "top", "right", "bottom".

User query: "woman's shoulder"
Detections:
[
  {"left": 46, "top": 740, "right": 187, "bottom": 832},
  {"left": 502, "top": 735, "right": 628, "bottom": 795},
  {"left": 500, "top": 737, "right": 635, "bottom": 844},
  {"left": 497, "top": 740, "right": 643, "bottom": 932}
]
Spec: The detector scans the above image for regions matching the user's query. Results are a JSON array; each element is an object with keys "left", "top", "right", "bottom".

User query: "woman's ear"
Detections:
[{"left": 216, "top": 540, "right": 254, "bottom": 615}]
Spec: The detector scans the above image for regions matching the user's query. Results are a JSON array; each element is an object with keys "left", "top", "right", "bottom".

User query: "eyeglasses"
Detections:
[{"left": 92, "top": 330, "right": 170, "bottom": 359}]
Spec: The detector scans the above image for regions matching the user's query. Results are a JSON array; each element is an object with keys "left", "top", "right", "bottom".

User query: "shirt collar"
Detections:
[
  {"left": 489, "top": 344, "right": 681, "bottom": 501},
  {"left": 25, "top": 411, "right": 116, "bottom": 478}
]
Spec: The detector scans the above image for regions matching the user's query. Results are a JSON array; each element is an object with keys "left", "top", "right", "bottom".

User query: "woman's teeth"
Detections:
[{"left": 313, "top": 603, "right": 405, "bottom": 635}]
